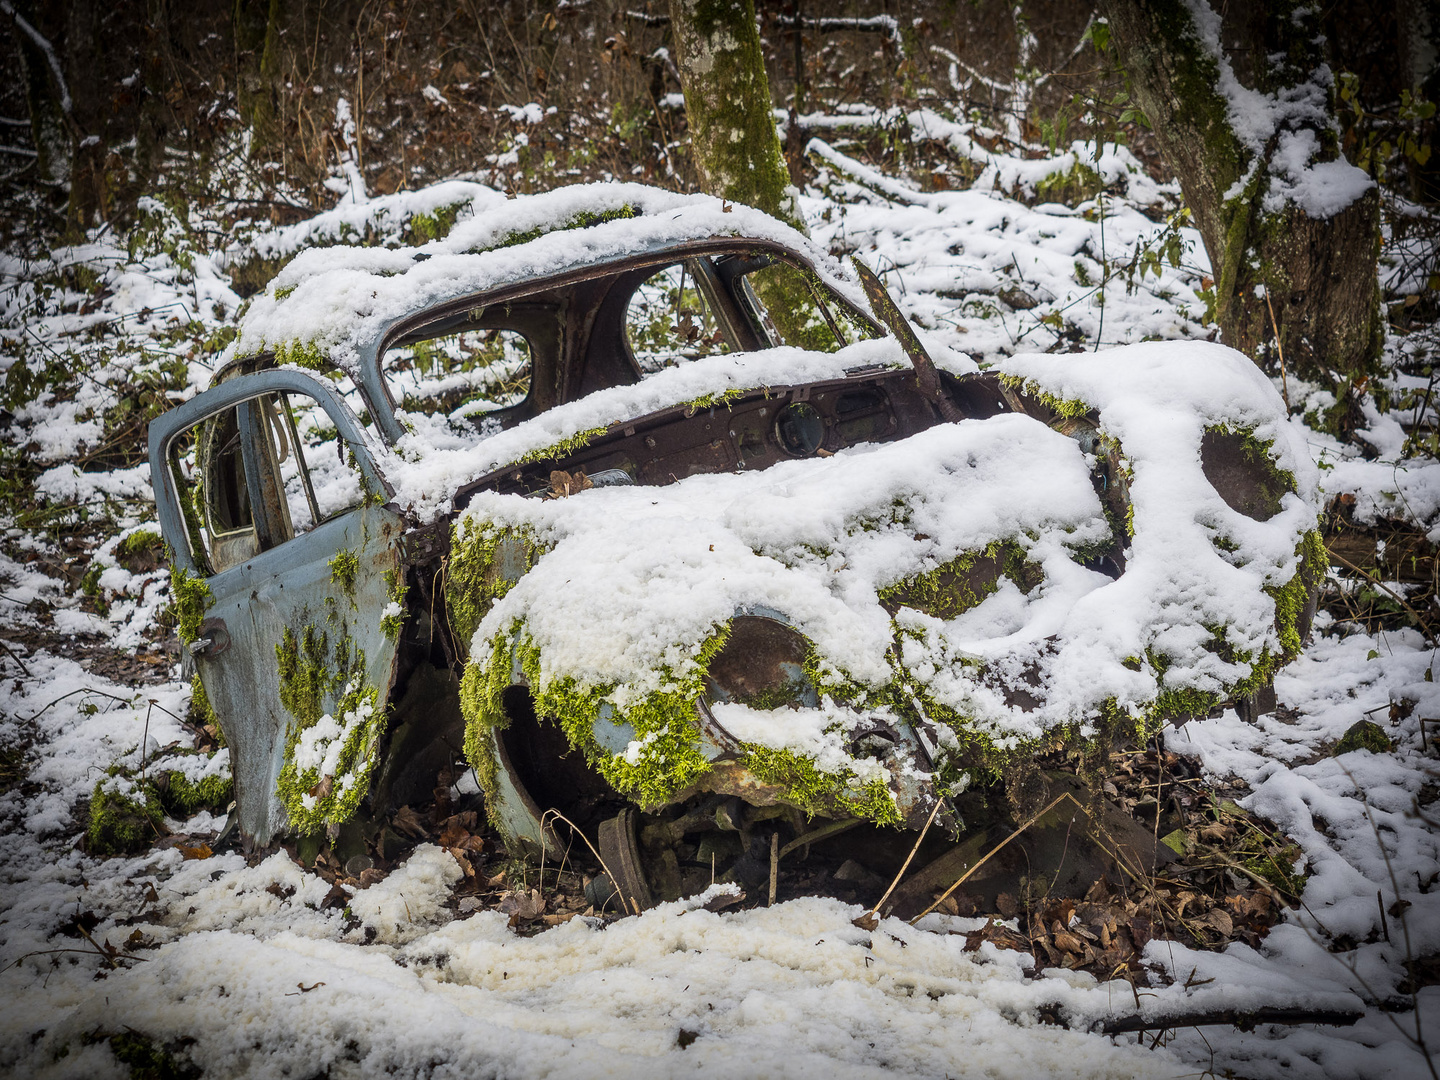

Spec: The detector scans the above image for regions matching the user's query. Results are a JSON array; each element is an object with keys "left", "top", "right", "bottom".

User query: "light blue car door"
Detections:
[{"left": 149, "top": 370, "right": 405, "bottom": 845}]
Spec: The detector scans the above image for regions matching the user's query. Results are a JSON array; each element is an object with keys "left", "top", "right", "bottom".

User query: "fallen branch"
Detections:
[
  {"left": 775, "top": 14, "right": 902, "bottom": 46},
  {"left": 863, "top": 796, "right": 943, "bottom": 925},
  {"left": 1098, "top": 1004, "right": 1362, "bottom": 1035},
  {"left": 21, "top": 687, "right": 134, "bottom": 723},
  {"left": 1327, "top": 548, "right": 1435, "bottom": 634},
  {"left": 807, "top": 137, "right": 933, "bottom": 206},
  {"left": 0, "top": 0, "right": 74, "bottom": 118},
  {"left": 0, "top": 637, "right": 31, "bottom": 676},
  {"left": 4, "top": 946, "right": 148, "bottom": 972}
]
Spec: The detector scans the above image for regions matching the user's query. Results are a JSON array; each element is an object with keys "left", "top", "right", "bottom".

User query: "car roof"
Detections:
[{"left": 219, "top": 182, "right": 874, "bottom": 383}]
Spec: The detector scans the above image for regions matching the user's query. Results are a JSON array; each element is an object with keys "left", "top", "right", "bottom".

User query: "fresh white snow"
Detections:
[{"left": 2, "top": 129, "right": 1438, "bottom": 1080}]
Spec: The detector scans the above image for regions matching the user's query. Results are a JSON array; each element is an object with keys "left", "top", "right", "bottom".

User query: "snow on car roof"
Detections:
[
  {"left": 228, "top": 182, "right": 873, "bottom": 374},
  {"left": 378, "top": 335, "right": 967, "bottom": 524}
]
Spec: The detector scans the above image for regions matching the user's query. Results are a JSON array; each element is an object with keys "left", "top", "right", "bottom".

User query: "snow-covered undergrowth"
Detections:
[{"left": 1, "top": 158, "right": 1438, "bottom": 1078}]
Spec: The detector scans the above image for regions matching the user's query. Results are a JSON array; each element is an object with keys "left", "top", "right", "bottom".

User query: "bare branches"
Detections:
[{"left": 0, "top": 0, "right": 73, "bottom": 119}]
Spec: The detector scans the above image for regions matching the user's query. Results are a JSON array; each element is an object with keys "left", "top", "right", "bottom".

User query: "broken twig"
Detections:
[
  {"left": 911, "top": 792, "right": 1079, "bottom": 924},
  {"left": 866, "top": 796, "right": 943, "bottom": 922}
]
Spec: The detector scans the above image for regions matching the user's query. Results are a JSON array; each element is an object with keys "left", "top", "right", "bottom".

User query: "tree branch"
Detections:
[{"left": 0, "top": 0, "right": 73, "bottom": 119}]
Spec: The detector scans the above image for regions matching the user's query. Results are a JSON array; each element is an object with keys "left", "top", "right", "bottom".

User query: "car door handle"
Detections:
[{"left": 190, "top": 617, "right": 231, "bottom": 659}]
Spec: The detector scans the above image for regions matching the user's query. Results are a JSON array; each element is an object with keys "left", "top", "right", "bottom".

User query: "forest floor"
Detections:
[{"left": 1, "top": 130, "right": 1439, "bottom": 1078}]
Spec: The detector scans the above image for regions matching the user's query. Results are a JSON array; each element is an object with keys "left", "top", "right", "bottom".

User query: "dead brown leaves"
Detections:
[
  {"left": 438, "top": 810, "right": 487, "bottom": 878},
  {"left": 1023, "top": 884, "right": 1155, "bottom": 980},
  {"left": 464, "top": 874, "right": 593, "bottom": 930},
  {"left": 391, "top": 805, "right": 428, "bottom": 839},
  {"left": 548, "top": 470, "right": 593, "bottom": 498},
  {"left": 913, "top": 746, "right": 1304, "bottom": 986}
]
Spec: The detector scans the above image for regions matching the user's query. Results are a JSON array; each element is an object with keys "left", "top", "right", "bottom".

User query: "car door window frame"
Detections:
[{"left": 149, "top": 370, "right": 392, "bottom": 578}]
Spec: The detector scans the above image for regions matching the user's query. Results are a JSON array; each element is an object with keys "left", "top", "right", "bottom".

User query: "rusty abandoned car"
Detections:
[{"left": 148, "top": 184, "right": 1321, "bottom": 911}]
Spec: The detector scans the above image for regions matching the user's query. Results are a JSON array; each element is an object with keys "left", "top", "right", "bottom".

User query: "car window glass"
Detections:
[
  {"left": 382, "top": 326, "right": 532, "bottom": 427},
  {"left": 169, "top": 391, "right": 366, "bottom": 575},
  {"left": 625, "top": 262, "right": 731, "bottom": 374},
  {"left": 739, "top": 261, "right": 878, "bottom": 353}
]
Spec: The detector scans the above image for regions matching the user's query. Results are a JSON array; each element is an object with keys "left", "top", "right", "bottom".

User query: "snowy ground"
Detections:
[{"left": 2, "top": 146, "right": 1439, "bottom": 1078}]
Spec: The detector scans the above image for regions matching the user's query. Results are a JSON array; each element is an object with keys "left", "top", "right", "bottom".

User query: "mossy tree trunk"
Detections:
[
  {"left": 233, "top": 0, "right": 282, "bottom": 157},
  {"left": 667, "top": 0, "right": 805, "bottom": 233},
  {"left": 1099, "top": 0, "right": 1382, "bottom": 423},
  {"left": 669, "top": 0, "right": 831, "bottom": 347}
]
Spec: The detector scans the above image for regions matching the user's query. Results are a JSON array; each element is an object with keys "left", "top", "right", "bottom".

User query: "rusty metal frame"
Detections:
[{"left": 349, "top": 236, "right": 880, "bottom": 445}]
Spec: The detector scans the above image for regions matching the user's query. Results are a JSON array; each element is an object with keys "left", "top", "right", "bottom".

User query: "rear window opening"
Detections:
[
  {"left": 624, "top": 262, "right": 733, "bottom": 373},
  {"left": 383, "top": 325, "right": 533, "bottom": 425}
]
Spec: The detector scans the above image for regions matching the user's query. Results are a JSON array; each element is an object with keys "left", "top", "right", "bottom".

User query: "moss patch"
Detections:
[
  {"left": 879, "top": 541, "right": 1042, "bottom": 620},
  {"left": 459, "top": 637, "right": 508, "bottom": 826},
  {"left": 1269, "top": 527, "right": 1324, "bottom": 659},
  {"left": 445, "top": 519, "right": 546, "bottom": 651},
  {"left": 273, "top": 625, "right": 385, "bottom": 834},
  {"left": 117, "top": 529, "right": 162, "bottom": 561},
  {"left": 87, "top": 761, "right": 233, "bottom": 856},
  {"left": 328, "top": 548, "right": 359, "bottom": 602},
  {"left": 87, "top": 774, "right": 163, "bottom": 855},
  {"left": 1334, "top": 719, "right": 1393, "bottom": 756},
  {"left": 272, "top": 338, "right": 333, "bottom": 373},
  {"left": 168, "top": 566, "right": 212, "bottom": 645},
  {"left": 515, "top": 425, "right": 610, "bottom": 466},
  {"left": 107, "top": 1030, "right": 201, "bottom": 1080},
  {"left": 998, "top": 373, "right": 1091, "bottom": 420},
  {"left": 188, "top": 674, "right": 223, "bottom": 746},
  {"left": 161, "top": 769, "right": 233, "bottom": 817},
  {"left": 380, "top": 568, "right": 407, "bottom": 640},
  {"left": 485, "top": 205, "right": 639, "bottom": 251},
  {"left": 461, "top": 623, "right": 730, "bottom": 829},
  {"left": 407, "top": 201, "right": 467, "bottom": 244},
  {"left": 740, "top": 744, "right": 903, "bottom": 826},
  {"left": 276, "top": 625, "right": 329, "bottom": 726}
]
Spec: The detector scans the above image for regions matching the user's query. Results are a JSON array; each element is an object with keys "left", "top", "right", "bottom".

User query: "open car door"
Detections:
[{"left": 149, "top": 370, "right": 405, "bottom": 844}]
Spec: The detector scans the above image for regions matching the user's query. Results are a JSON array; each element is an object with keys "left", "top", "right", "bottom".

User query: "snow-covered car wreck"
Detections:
[{"left": 148, "top": 184, "right": 1322, "bottom": 909}]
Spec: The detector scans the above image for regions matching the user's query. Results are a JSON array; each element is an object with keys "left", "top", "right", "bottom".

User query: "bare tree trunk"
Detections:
[
  {"left": 9, "top": 0, "right": 73, "bottom": 191},
  {"left": 8, "top": 0, "right": 115, "bottom": 233},
  {"left": 1398, "top": 0, "right": 1440, "bottom": 204},
  {"left": 62, "top": 0, "right": 110, "bottom": 231},
  {"left": 1099, "top": 0, "right": 1382, "bottom": 426},
  {"left": 136, "top": 0, "right": 175, "bottom": 187},
  {"left": 667, "top": 0, "right": 805, "bottom": 233}
]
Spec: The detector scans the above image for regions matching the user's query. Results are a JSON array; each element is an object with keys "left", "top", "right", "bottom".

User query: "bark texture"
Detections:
[
  {"left": 234, "top": 0, "right": 282, "bottom": 156},
  {"left": 667, "top": 0, "right": 804, "bottom": 233},
  {"left": 1100, "top": 0, "right": 1382, "bottom": 407},
  {"left": 61, "top": 0, "right": 110, "bottom": 230}
]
